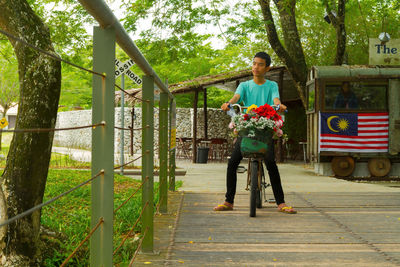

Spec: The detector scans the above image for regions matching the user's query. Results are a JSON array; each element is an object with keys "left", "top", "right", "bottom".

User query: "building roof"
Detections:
[
  {"left": 311, "top": 65, "right": 400, "bottom": 80},
  {"left": 0, "top": 104, "right": 18, "bottom": 115},
  {"left": 115, "top": 66, "right": 301, "bottom": 104}
]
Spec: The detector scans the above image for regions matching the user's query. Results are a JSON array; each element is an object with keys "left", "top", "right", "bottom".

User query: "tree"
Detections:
[
  {"left": 323, "top": 0, "right": 347, "bottom": 65},
  {"left": 258, "top": 0, "right": 308, "bottom": 107},
  {"left": 27, "top": 0, "right": 94, "bottom": 111},
  {"left": 0, "top": 0, "right": 61, "bottom": 264}
]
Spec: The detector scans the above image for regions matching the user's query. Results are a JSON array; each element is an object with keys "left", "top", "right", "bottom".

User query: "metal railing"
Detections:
[{"left": 0, "top": 1, "right": 177, "bottom": 265}]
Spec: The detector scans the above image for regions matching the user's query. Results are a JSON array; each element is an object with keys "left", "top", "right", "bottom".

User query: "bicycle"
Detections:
[
  {"left": 228, "top": 104, "right": 283, "bottom": 217},
  {"left": 245, "top": 156, "right": 274, "bottom": 217}
]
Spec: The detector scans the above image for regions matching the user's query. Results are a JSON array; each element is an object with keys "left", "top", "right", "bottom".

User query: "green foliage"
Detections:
[
  {"left": 4, "top": 0, "right": 399, "bottom": 129},
  {"left": 173, "top": 87, "right": 234, "bottom": 108},
  {"left": 40, "top": 169, "right": 178, "bottom": 266},
  {"left": 0, "top": 40, "right": 19, "bottom": 112},
  {"left": 23, "top": 0, "right": 95, "bottom": 111},
  {"left": 297, "top": 0, "right": 400, "bottom": 65},
  {"left": 344, "top": 0, "right": 400, "bottom": 65},
  {"left": 59, "top": 62, "right": 92, "bottom": 111}
]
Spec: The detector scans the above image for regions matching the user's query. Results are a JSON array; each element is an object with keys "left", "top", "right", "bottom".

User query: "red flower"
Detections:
[{"left": 254, "top": 103, "right": 281, "bottom": 121}]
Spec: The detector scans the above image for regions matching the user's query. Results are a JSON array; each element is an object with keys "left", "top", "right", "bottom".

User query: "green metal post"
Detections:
[
  {"left": 142, "top": 75, "right": 154, "bottom": 253},
  {"left": 169, "top": 99, "right": 176, "bottom": 191},
  {"left": 120, "top": 74, "right": 125, "bottom": 175},
  {"left": 159, "top": 91, "right": 168, "bottom": 213},
  {"left": 91, "top": 26, "right": 115, "bottom": 266}
]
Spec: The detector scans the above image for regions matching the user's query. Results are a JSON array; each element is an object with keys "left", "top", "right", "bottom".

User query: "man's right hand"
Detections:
[{"left": 221, "top": 102, "right": 230, "bottom": 111}]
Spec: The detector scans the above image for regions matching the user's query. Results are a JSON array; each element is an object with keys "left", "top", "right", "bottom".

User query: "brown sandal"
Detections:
[{"left": 213, "top": 202, "right": 233, "bottom": 211}]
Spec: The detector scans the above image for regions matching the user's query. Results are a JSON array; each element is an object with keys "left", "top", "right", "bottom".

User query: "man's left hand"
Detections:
[{"left": 278, "top": 104, "right": 287, "bottom": 113}]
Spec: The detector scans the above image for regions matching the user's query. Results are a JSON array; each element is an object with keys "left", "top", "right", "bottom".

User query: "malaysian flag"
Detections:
[{"left": 319, "top": 112, "right": 389, "bottom": 153}]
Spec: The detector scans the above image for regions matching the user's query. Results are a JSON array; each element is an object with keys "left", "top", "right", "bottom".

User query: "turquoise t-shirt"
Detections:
[{"left": 235, "top": 80, "right": 280, "bottom": 107}]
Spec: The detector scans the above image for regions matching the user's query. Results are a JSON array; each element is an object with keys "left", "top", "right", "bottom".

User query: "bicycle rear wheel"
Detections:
[{"left": 250, "top": 160, "right": 258, "bottom": 217}]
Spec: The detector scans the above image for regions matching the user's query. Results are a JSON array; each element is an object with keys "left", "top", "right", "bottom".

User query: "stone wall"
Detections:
[{"left": 53, "top": 107, "right": 233, "bottom": 154}]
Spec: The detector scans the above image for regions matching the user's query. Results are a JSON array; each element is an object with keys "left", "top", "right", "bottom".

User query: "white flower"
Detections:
[
  {"left": 276, "top": 129, "right": 283, "bottom": 137},
  {"left": 230, "top": 113, "right": 283, "bottom": 138}
]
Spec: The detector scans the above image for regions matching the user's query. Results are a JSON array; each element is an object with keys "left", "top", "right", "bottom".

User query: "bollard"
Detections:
[
  {"left": 91, "top": 26, "right": 115, "bottom": 266},
  {"left": 141, "top": 75, "right": 154, "bottom": 253}
]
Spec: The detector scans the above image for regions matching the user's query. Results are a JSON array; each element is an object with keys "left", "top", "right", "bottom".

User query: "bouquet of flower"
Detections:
[{"left": 229, "top": 103, "right": 284, "bottom": 139}]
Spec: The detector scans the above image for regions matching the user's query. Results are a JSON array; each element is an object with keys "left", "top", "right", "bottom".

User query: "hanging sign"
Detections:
[
  {"left": 170, "top": 128, "right": 176, "bottom": 149},
  {"left": 115, "top": 59, "right": 142, "bottom": 85},
  {"left": 170, "top": 100, "right": 177, "bottom": 150},
  {"left": 0, "top": 118, "right": 8, "bottom": 129},
  {"left": 369, "top": 38, "right": 400, "bottom": 65}
]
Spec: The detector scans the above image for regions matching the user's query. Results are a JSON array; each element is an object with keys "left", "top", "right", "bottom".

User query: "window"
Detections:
[{"left": 324, "top": 82, "right": 387, "bottom": 111}]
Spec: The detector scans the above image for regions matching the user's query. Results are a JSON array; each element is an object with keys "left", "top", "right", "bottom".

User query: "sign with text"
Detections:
[
  {"left": 115, "top": 59, "right": 142, "bottom": 85},
  {"left": 115, "top": 59, "right": 134, "bottom": 77},
  {"left": 369, "top": 38, "right": 400, "bottom": 65}
]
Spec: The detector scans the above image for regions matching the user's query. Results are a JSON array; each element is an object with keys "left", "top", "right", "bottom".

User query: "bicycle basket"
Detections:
[{"left": 240, "top": 136, "right": 270, "bottom": 157}]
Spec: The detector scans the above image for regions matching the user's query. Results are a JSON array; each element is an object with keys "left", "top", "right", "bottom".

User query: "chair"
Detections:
[
  {"left": 210, "top": 138, "right": 228, "bottom": 161},
  {"left": 176, "top": 137, "right": 192, "bottom": 159}
]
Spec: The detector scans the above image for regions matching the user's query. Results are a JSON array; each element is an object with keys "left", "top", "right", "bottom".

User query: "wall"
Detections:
[{"left": 53, "top": 107, "right": 233, "bottom": 154}]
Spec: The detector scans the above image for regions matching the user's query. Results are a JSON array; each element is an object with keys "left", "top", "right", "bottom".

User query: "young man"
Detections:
[
  {"left": 333, "top": 82, "right": 359, "bottom": 109},
  {"left": 214, "top": 51, "right": 296, "bottom": 214}
]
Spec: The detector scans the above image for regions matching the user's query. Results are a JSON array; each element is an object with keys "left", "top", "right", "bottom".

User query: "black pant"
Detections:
[{"left": 225, "top": 137, "right": 285, "bottom": 205}]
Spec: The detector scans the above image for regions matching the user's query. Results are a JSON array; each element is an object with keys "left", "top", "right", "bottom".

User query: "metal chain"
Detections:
[
  {"left": 129, "top": 226, "right": 150, "bottom": 266},
  {"left": 60, "top": 217, "right": 104, "bottom": 267},
  {"left": 0, "top": 171, "right": 104, "bottom": 228},
  {"left": 114, "top": 202, "right": 149, "bottom": 256},
  {"left": 0, "top": 29, "right": 105, "bottom": 77},
  {"left": 0, "top": 123, "right": 105, "bottom": 133},
  {"left": 113, "top": 155, "right": 143, "bottom": 170},
  {"left": 114, "top": 177, "right": 148, "bottom": 213}
]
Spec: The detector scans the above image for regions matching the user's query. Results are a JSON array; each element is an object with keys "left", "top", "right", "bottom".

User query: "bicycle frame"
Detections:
[
  {"left": 245, "top": 157, "right": 264, "bottom": 192},
  {"left": 228, "top": 103, "right": 281, "bottom": 216}
]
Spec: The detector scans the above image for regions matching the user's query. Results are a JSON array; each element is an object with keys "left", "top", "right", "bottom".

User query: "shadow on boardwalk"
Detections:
[{"left": 134, "top": 161, "right": 400, "bottom": 266}]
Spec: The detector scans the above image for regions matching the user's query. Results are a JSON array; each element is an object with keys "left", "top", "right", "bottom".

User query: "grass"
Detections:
[
  {"left": 38, "top": 169, "right": 180, "bottom": 266},
  {"left": 1, "top": 132, "right": 183, "bottom": 265},
  {"left": 2, "top": 150, "right": 144, "bottom": 169},
  {"left": 49, "top": 153, "right": 91, "bottom": 169}
]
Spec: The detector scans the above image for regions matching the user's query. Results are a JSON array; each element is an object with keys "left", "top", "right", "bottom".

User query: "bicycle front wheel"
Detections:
[
  {"left": 250, "top": 160, "right": 258, "bottom": 217},
  {"left": 257, "top": 163, "right": 265, "bottom": 209}
]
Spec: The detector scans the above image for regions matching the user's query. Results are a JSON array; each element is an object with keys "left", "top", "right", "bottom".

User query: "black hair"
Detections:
[{"left": 254, "top": 52, "right": 271, "bottom": 67}]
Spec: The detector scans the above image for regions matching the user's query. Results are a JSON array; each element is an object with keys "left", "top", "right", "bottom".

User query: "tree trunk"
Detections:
[
  {"left": 0, "top": 0, "right": 61, "bottom": 264},
  {"left": 334, "top": 0, "right": 347, "bottom": 65},
  {"left": 258, "top": 0, "right": 308, "bottom": 108},
  {"left": 325, "top": 0, "right": 347, "bottom": 65}
]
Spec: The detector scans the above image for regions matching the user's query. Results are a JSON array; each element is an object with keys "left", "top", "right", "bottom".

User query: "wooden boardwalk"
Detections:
[{"left": 133, "top": 163, "right": 400, "bottom": 266}]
